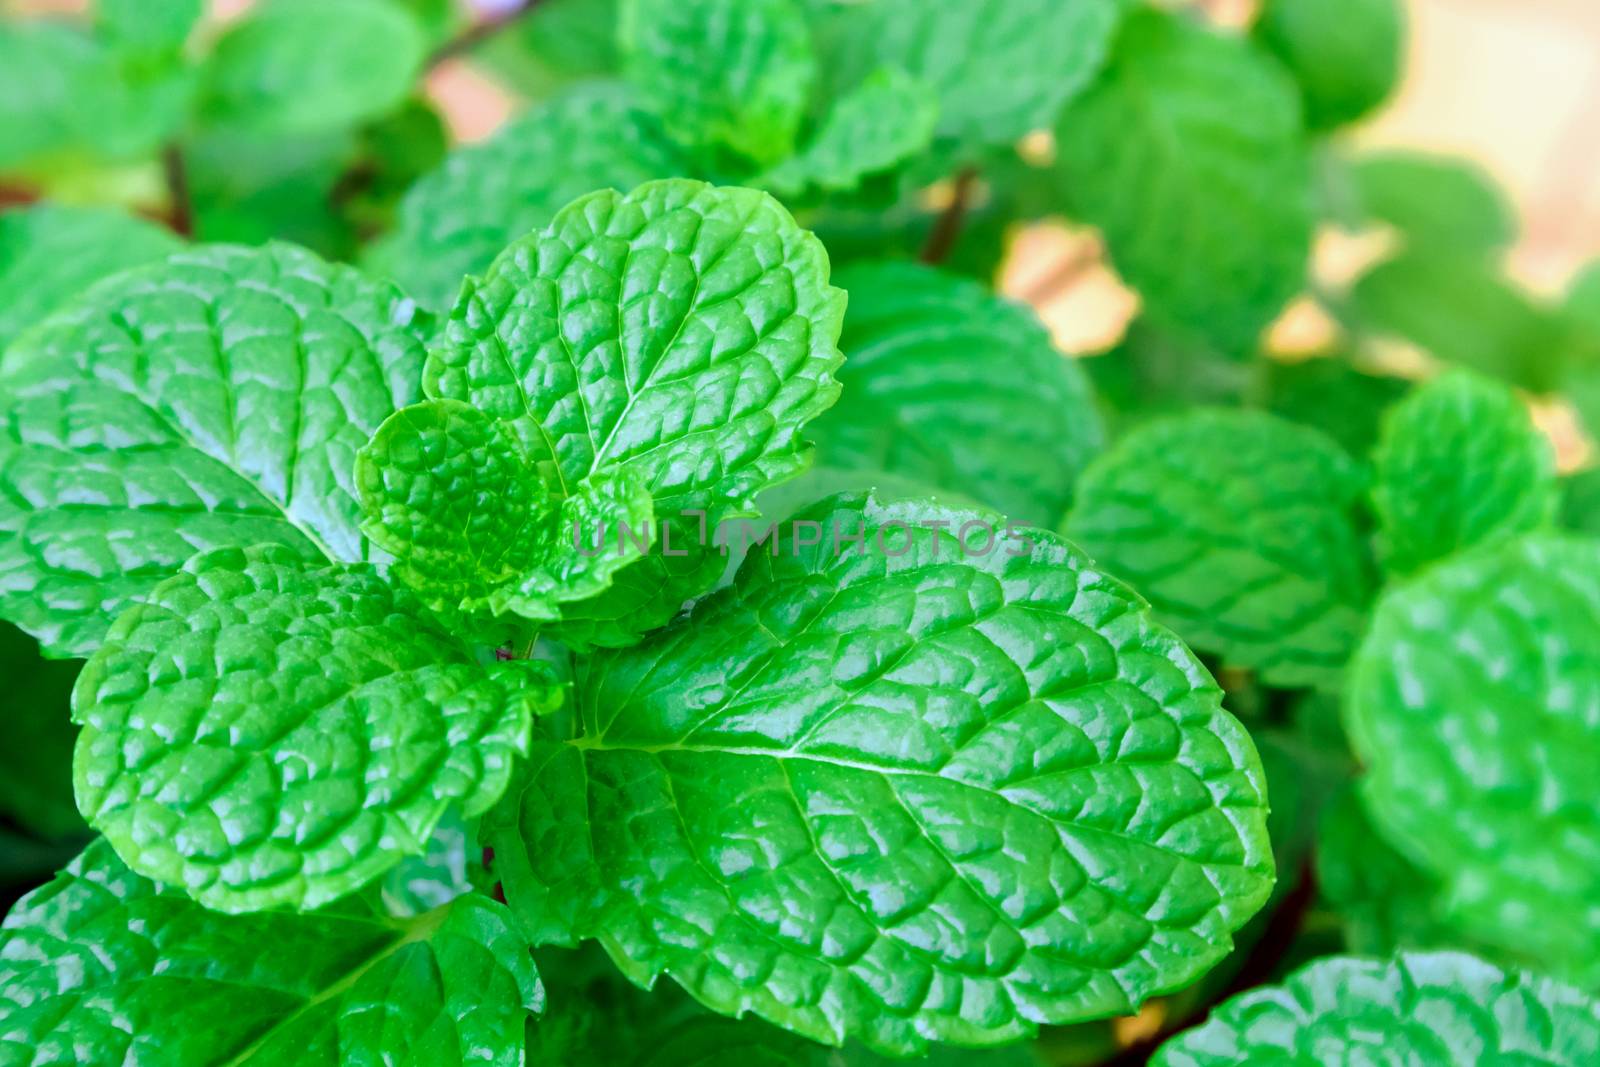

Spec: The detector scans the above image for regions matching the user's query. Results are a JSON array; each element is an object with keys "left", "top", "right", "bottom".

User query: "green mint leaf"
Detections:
[
  {"left": 381, "top": 809, "right": 476, "bottom": 918},
  {"left": 0, "top": 840, "right": 542, "bottom": 1064},
  {"left": 1346, "top": 534, "right": 1600, "bottom": 986},
  {"left": 809, "top": 261, "right": 1104, "bottom": 524},
  {"left": 1316, "top": 787, "right": 1461, "bottom": 959},
  {"left": 1567, "top": 259, "right": 1600, "bottom": 334},
  {"left": 1151, "top": 952, "right": 1600, "bottom": 1066},
  {"left": 1371, "top": 370, "right": 1558, "bottom": 576},
  {"left": 761, "top": 67, "right": 939, "bottom": 197},
  {"left": 200, "top": 0, "right": 426, "bottom": 136},
  {"left": 96, "top": 0, "right": 202, "bottom": 54},
  {"left": 1254, "top": 0, "right": 1403, "bottom": 131},
  {"left": 1055, "top": 10, "right": 1313, "bottom": 354},
  {"left": 356, "top": 399, "right": 656, "bottom": 620},
  {"left": 0, "top": 242, "right": 431, "bottom": 658},
  {"left": 0, "top": 20, "right": 99, "bottom": 169},
  {"left": 1258, "top": 354, "right": 1410, "bottom": 458},
  {"left": 1085, "top": 319, "right": 1253, "bottom": 437},
  {"left": 368, "top": 83, "right": 686, "bottom": 311},
  {"left": 0, "top": 622, "right": 83, "bottom": 842},
  {"left": 1069, "top": 410, "right": 1373, "bottom": 691},
  {"left": 485, "top": 494, "right": 1272, "bottom": 1054},
  {"left": 1561, "top": 467, "right": 1600, "bottom": 536},
  {"left": 73, "top": 544, "right": 558, "bottom": 912},
  {"left": 1348, "top": 253, "right": 1569, "bottom": 390},
  {"left": 815, "top": 0, "right": 1118, "bottom": 152},
  {"left": 621, "top": 0, "right": 815, "bottom": 168},
  {"left": 1350, "top": 151, "right": 1517, "bottom": 256},
  {"left": 428, "top": 179, "right": 845, "bottom": 648},
  {"left": 0, "top": 203, "right": 181, "bottom": 350},
  {"left": 477, "top": 0, "right": 620, "bottom": 98},
  {"left": 0, "top": 16, "right": 193, "bottom": 167}
]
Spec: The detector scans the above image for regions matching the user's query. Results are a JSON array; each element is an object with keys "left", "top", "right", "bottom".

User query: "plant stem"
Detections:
[
  {"left": 919, "top": 167, "right": 979, "bottom": 266},
  {"left": 426, "top": 0, "right": 543, "bottom": 69},
  {"left": 161, "top": 143, "right": 193, "bottom": 239}
]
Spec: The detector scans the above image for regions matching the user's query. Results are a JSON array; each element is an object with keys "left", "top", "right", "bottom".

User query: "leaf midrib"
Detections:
[{"left": 214, "top": 905, "right": 447, "bottom": 1067}]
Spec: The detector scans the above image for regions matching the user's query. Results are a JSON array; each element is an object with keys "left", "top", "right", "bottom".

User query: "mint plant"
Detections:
[{"left": 4, "top": 0, "right": 1600, "bottom": 1064}]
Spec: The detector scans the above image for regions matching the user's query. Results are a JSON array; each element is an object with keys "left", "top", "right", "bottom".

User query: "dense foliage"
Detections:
[{"left": 3, "top": 0, "right": 1599, "bottom": 1063}]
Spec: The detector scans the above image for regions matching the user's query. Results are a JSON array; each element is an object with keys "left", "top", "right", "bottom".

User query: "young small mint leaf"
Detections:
[
  {"left": 0, "top": 622, "right": 82, "bottom": 842},
  {"left": 1254, "top": 0, "right": 1404, "bottom": 132},
  {"left": 0, "top": 203, "right": 182, "bottom": 350},
  {"left": 72, "top": 544, "right": 560, "bottom": 913},
  {"left": 356, "top": 399, "right": 656, "bottom": 621},
  {"left": 367, "top": 83, "right": 686, "bottom": 311},
  {"left": 1349, "top": 253, "right": 1566, "bottom": 390},
  {"left": 1371, "top": 370, "right": 1558, "bottom": 576},
  {"left": 0, "top": 840, "right": 542, "bottom": 1065},
  {"left": 1151, "top": 952, "right": 1600, "bottom": 1066},
  {"left": 1350, "top": 151, "right": 1517, "bottom": 256},
  {"left": 620, "top": 0, "right": 815, "bottom": 169},
  {"left": 0, "top": 242, "right": 431, "bottom": 658},
  {"left": 761, "top": 67, "right": 939, "bottom": 197},
  {"left": 427, "top": 179, "right": 845, "bottom": 648},
  {"left": 1347, "top": 534, "right": 1600, "bottom": 987},
  {"left": 810, "top": 260, "right": 1104, "bottom": 524},
  {"left": 1069, "top": 409, "right": 1373, "bottom": 691},
  {"left": 483, "top": 493, "right": 1273, "bottom": 1055},
  {"left": 200, "top": 0, "right": 426, "bottom": 136},
  {"left": 1055, "top": 9, "right": 1313, "bottom": 354},
  {"left": 814, "top": 0, "right": 1118, "bottom": 152}
]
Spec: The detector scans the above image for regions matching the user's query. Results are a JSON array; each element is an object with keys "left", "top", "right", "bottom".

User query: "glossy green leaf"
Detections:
[
  {"left": 762, "top": 67, "right": 939, "bottom": 197},
  {"left": 356, "top": 399, "right": 656, "bottom": 620},
  {"left": 368, "top": 83, "right": 686, "bottom": 311},
  {"left": 0, "top": 203, "right": 181, "bottom": 350},
  {"left": 1255, "top": 0, "right": 1403, "bottom": 131},
  {"left": 427, "top": 179, "right": 845, "bottom": 647},
  {"left": 1346, "top": 534, "right": 1600, "bottom": 986},
  {"left": 200, "top": 0, "right": 426, "bottom": 135},
  {"left": 381, "top": 809, "right": 476, "bottom": 918},
  {"left": 1055, "top": 10, "right": 1313, "bottom": 354},
  {"left": 622, "top": 0, "right": 814, "bottom": 167},
  {"left": 1349, "top": 253, "right": 1568, "bottom": 390},
  {"left": 0, "top": 242, "right": 431, "bottom": 658},
  {"left": 809, "top": 261, "right": 1103, "bottom": 524},
  {"left": 1069, "top": 410, "right": 1373, "bottom": 691},
  {"left": 1371, "top": 370, "right": 1557, "bottom": 575},
  {"left": 485, "top": 494, "right": 1272, "bottom": 1055},
  {"left": 815, "top": 0, "right": 1118, "bottom": 151},
  {"left": 1350, "top": 151, "right": 1517, "bottom": 256},
  {"left": 0, "top": 840, "right": 542, "bottom": 1065},
  {"left": 73, "top": 544, "right": 557, "bottom": 912},
  {"left": 1151, "top": 951, "right": 1600, "bottom": 1066},
  {"left": 0, "top": 622, "right": 82, "bottom": 841}
]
